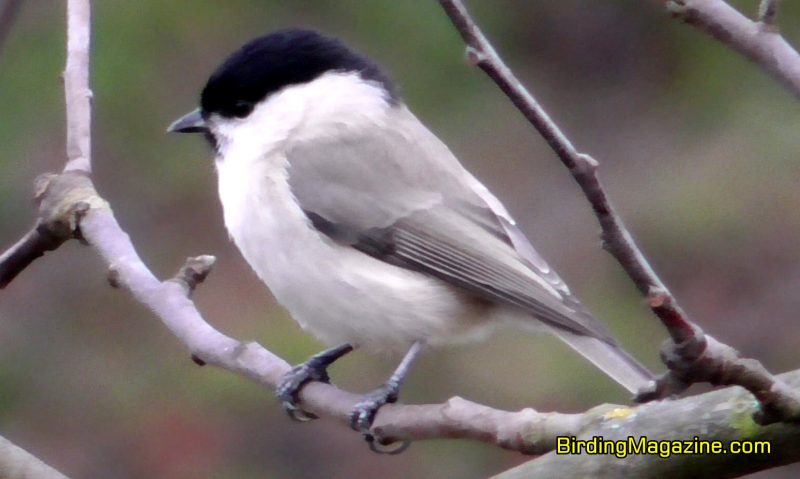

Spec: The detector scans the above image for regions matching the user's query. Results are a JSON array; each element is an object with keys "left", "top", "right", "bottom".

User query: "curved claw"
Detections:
[
  {"left": 276, "top": 344, "right": 354, "bottom": 422},
  {"left": 349, "top": 383, "right": 410, "bottom": 454},
  {"left": 282, "top": 400, "right": 319, "bottom": 422},
  {"left": 349, "top": 392, "right": 393, "bottom": 433},
  {"left": 349, "top": 401, "right": 375, "bottom": 433},
  {"left": 277, "top": 363, "right": 329, "bottom": 422},
  {"left": 368, "top": 436, "right": 411, "bottom": 455}
]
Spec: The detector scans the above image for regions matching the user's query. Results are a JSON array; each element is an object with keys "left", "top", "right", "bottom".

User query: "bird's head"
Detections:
[{"left": 168, "top": 29, "right": 396, "bottom": 153}]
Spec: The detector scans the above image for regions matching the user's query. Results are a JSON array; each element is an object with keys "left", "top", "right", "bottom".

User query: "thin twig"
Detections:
[
  {"left": 0, "top": 0, "right": 23, "bottom": 60},
  {"left": 667, "top": 0, "right": 800, "bottom": 97},
  {"left": 0, "top": 0, "right": 92, "bottom": 284},
  {"left": 437, "top": 0, "right": 697, "bottom": 352},
  {"left": 758, "top": 0, "right": 781, "bottom": 27},
  {"left": 0, "top": 222, "right": 68, "bottom": 288},
  {"left": 436, "top": 0, "right": 800, "bottom": 423},
  {"left": 0, "top": 172, "right": 94, "bottom": 289},
  {"left": 63, "top": 0, "right": 91, "bottom": 173}
]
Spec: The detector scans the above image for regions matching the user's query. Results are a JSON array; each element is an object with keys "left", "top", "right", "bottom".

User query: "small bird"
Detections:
[{"left": 169, "top": 28, "right": 652, "bottom": 453}]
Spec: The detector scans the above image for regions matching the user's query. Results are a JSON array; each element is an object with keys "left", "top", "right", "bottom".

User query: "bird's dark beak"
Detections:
[{"left": 167, "top": 108, "right": 208, "bottom": 133}]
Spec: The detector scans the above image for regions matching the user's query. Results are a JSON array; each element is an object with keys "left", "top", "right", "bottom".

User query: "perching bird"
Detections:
[{"left": 169, "top": 28, "right": 652, "bottom": 453}]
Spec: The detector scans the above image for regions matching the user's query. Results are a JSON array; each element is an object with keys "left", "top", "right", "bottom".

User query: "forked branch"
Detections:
[{"left": 437, "top": 0, "right": 800, "bottom": 424}]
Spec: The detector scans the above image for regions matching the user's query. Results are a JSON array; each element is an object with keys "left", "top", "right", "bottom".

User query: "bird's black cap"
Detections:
[{"left": 200, "top": 28, "right": 396, "bottom": 119}]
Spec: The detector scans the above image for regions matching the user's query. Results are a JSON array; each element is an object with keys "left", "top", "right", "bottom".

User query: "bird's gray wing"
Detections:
[{"left": 285, "top": 106, "right": 613, "bottom": 342}]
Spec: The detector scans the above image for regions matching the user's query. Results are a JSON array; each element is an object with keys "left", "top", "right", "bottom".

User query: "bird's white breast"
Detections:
[{"left": 213, "top": 73, "right": 497, "bottom": 352}]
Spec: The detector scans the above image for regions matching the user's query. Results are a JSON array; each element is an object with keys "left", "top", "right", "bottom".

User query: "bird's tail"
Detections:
[{"left": 549, "top": 328, "right": 653, "bottom": 394}]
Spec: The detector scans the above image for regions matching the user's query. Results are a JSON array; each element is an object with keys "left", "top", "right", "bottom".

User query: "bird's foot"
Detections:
[
  {"left": 277, "top": 362, "right": 329, "bottom": 421},
  {"left": 349, "top": 382, "right": 410, "bottom": 454},
  {"left": 277, "top": 344, "right": 353, "bottom": 422}
]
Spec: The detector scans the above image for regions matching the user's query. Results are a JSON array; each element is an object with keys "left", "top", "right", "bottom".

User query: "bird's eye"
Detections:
[{"left": 230, "top": 100, "right": 254, "bottom": 117}]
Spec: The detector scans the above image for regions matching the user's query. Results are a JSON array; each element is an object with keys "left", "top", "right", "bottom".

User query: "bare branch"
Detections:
[
  {"left": 0, "top": 0, "right": 625, "bottom": 449},
  {"left": 3, "top": 0, "right": 800, "bottom": 472},
  {"left": 437, "top": 0, "right": 695, "bottom": 342},
  {"left": 0, "top": 172, "right": 95, "bottom": 288},
  {"left": 0, "top": 434, "right": 70, "bottom": 479},
  {"left": 436, "top": 0, "right": 800, "bottom": 423},
  {"left": 0, "top": 0, "right": 93, "bottom": 285},
  {"left": 0, "top": 0, "right": 605, "bottom": 462},
  {"left": 667, "top": 0, "right": 800, "bottom": 97},
  {"left": 0, "top": 0, "right": 23, "bottom": 60},
  {"left": 759, "top": 0, "right": 782, "bottom": 27},
  {"left": 63, "top": 0, "right": 91, "bottom": 173},
  {"left": 493, "top": 369, "right": 800, "bottom": 479},
  {"left": 22, "top": 176, "right": 800, "bottom": 467},
  {"left": 69, "top": 180, "right": 576, "bottom": 453},
  {"left": 373, "top": 397, "right": 583, "bottom": 453},
  {"left": 0, "top": 223, "right": 65, "bottom": 288}
]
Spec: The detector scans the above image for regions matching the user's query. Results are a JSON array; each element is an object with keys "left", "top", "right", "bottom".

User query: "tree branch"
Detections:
[
  {"left": 3, "top": 0, "right": 800, "bottom": 473},
  {"left": 63, "top": 0, "right": 91, "bottom": 173},
  {"left": 667, "top": 0, "right": 800, "bottom": 96},
  {"left": 13, "top": 174, "right": 800, "bottom": 468},
  {"left": 0, "top": 173, "right": 93, "bottom": 288},
  {"left": 11, "top": 170, "right": 800, "bottom": 472},
  {"left": 436, "top": 0, "right": 800, "bottom": 424},
  {"left": 69, "top": 181, "right": 580, "bottom": 454},
  {"left": 0, "top": 0, "right": 610, "bottom": 451},
  {"left": 437, "top": 0, "right": 696, "bottom": 344},
  {"left": 0, "top": 0, "right": 92, "bottom": 287},
  {"left": 0, "top": 222, "right": 68, "bottom": 288},
  {"left": 493, "top": 369, "right": 800, "bottom": 479},
  {"left": 0, "top": 0, "right": 22, "bottom": 60},
  {"left": 0, "top": 434, "right": 70, "bottom": 479}
]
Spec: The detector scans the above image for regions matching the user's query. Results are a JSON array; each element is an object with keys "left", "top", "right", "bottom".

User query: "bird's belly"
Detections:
[
  {"left": 217, "top": 160, "right": 496, "bottom": 352},
  {"left": 265, "top": 247, "right": 496, "bottom": 352}
]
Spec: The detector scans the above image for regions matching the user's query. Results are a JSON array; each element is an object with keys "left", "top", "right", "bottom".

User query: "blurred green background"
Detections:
[{"left": 1, "top": 1, "right": 800, "bottom": 477}]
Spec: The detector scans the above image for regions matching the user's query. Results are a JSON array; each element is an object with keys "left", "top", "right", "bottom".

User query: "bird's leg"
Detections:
[
  {"left": 350, "top": 341, "right": 424, "bottom": 454},
  {"left": 277, "top": 343, "right": 354, "bottom": 422}
]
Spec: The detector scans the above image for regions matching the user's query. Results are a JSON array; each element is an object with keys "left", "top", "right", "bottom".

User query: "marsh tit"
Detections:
[{"left": 169, "top": 28, "right": 652, "bottom": 452}]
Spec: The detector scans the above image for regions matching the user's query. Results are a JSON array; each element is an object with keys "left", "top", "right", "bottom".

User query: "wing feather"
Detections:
[{"left": 287, "top": 106, "right": 613, "bottom": 341}]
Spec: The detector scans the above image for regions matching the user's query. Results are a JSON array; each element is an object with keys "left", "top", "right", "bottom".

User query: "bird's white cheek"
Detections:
[{"left": 209, "top": 120, "right": 239, "bottom": 159}]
